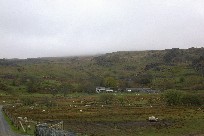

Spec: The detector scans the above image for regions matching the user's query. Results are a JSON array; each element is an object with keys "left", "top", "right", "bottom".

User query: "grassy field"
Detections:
[
  {"left": 1, "top": 92, "right": 204, "bottom": 136},
  {"left": 0, "top": 48, "right": 203, "bottom": 135}
]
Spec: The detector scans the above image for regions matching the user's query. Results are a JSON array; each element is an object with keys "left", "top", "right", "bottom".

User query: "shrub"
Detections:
[
  {"left": 42, "top": 97, "right": 57, "bottom": 107},
  {"left": 163, "top": 90, "right": 204, "bottom": 106},
  {"left": 117, "top": 97, "right": 125, "bottom": 106},
  {"left": 163, "top": 90, "right": 183, "bottom": 106},
  {"left": 99, "top": 94, "right": 115, "bottom": 105},
  {"left": 181, "top": 94, "right": 203, "bottom": 106},
  {"left": 0, "top": 81, "right": 9, "bottom": 91},
  {"left": 21, "top": 97, "right": 35, "bottom": 106}
]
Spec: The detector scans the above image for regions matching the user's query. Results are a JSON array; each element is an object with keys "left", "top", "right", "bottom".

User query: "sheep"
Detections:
[
  {"left": 18, "top": 117, "right": 23, "bottom": 120},
  {"left": 148, "top": 116, "right": 158, "bottom": 122},
  {"left": 197, "top": 108, "right": 201, "bottom": 111},
  {"left": 27, "top": 125, "right": 31, "bottom": 130},
  {"left": 30, "top": 106, "right": 34, "bottom": 109}
]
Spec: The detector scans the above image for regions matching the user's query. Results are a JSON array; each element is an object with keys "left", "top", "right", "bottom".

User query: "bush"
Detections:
[
  {"left": 42, "top": 97, "right": 57, "bottom": 107},
  {"left": 181, "top": 94, "right": 203, "bottom": 106},
  {"left": 163, "top": 90, "right": 183, "bottom": 106},
  {"left": 163, "top": 90, "right": 204, "bottom": 106},
  {"left": 99, "top": 94, "right": 115, "bottom": 105},
  {"left": 0, "top": 81, "right": 9, "bottom": 91},
  {"left": 117, "top": 97, "right": 125, "bottom": 106},
  {"left": 21, "top": 97, "right": 35, "bottom": 106}
]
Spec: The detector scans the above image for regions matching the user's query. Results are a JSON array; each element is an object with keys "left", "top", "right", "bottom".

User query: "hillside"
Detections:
[{"left": 0, "top": 47, "right": 203, "bottom": 94}]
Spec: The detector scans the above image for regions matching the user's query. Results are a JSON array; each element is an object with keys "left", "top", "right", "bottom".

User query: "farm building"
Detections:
[
  {"left": 126, "top": 88, "right": 158, "bottom": 93},
  {"left": 96, "top": 87, "right": 106, "bottom": 93},
  {"left": 96, "top": 87, "right": 114, "bottom": 93}
]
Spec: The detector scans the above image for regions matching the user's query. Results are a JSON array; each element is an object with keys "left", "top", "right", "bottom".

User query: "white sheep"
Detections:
[
  {"left": 197, "top": 108, "right": 201, "bottom": 111},
  {"left": 27, "top": 125, "right": 31, "bottom": 129},
  {"left": 30, "top": 106, "right": 34, "bottom": 109},
  {"left": 18, "top": 117, "right": 23, "bottom": 120},
  {"left": 148, "top": 116, "right": 158, "bottom": 122}
]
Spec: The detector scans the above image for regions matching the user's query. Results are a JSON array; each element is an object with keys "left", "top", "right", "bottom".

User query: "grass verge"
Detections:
[{"left": 2, "top": 110, "right": 35, "bottom": 135}]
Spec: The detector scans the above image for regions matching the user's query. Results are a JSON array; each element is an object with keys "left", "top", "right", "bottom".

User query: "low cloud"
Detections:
[{"left": 0, "top": 0, "right": 204, "bottom": 58}]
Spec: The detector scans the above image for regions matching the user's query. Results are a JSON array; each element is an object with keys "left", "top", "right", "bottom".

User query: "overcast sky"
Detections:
[{"left": 0, "top": 0, "right": 204, "bottom": 59}]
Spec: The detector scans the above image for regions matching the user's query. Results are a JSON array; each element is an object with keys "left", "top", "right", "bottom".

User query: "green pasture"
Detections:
[{"left": 1, "top": 92, "right": 203, "bottom": 136}]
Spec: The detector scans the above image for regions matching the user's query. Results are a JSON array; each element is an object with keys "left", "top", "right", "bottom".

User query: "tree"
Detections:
[{"left": 103, "top": 77, "right": 118, "bottom": 88}]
